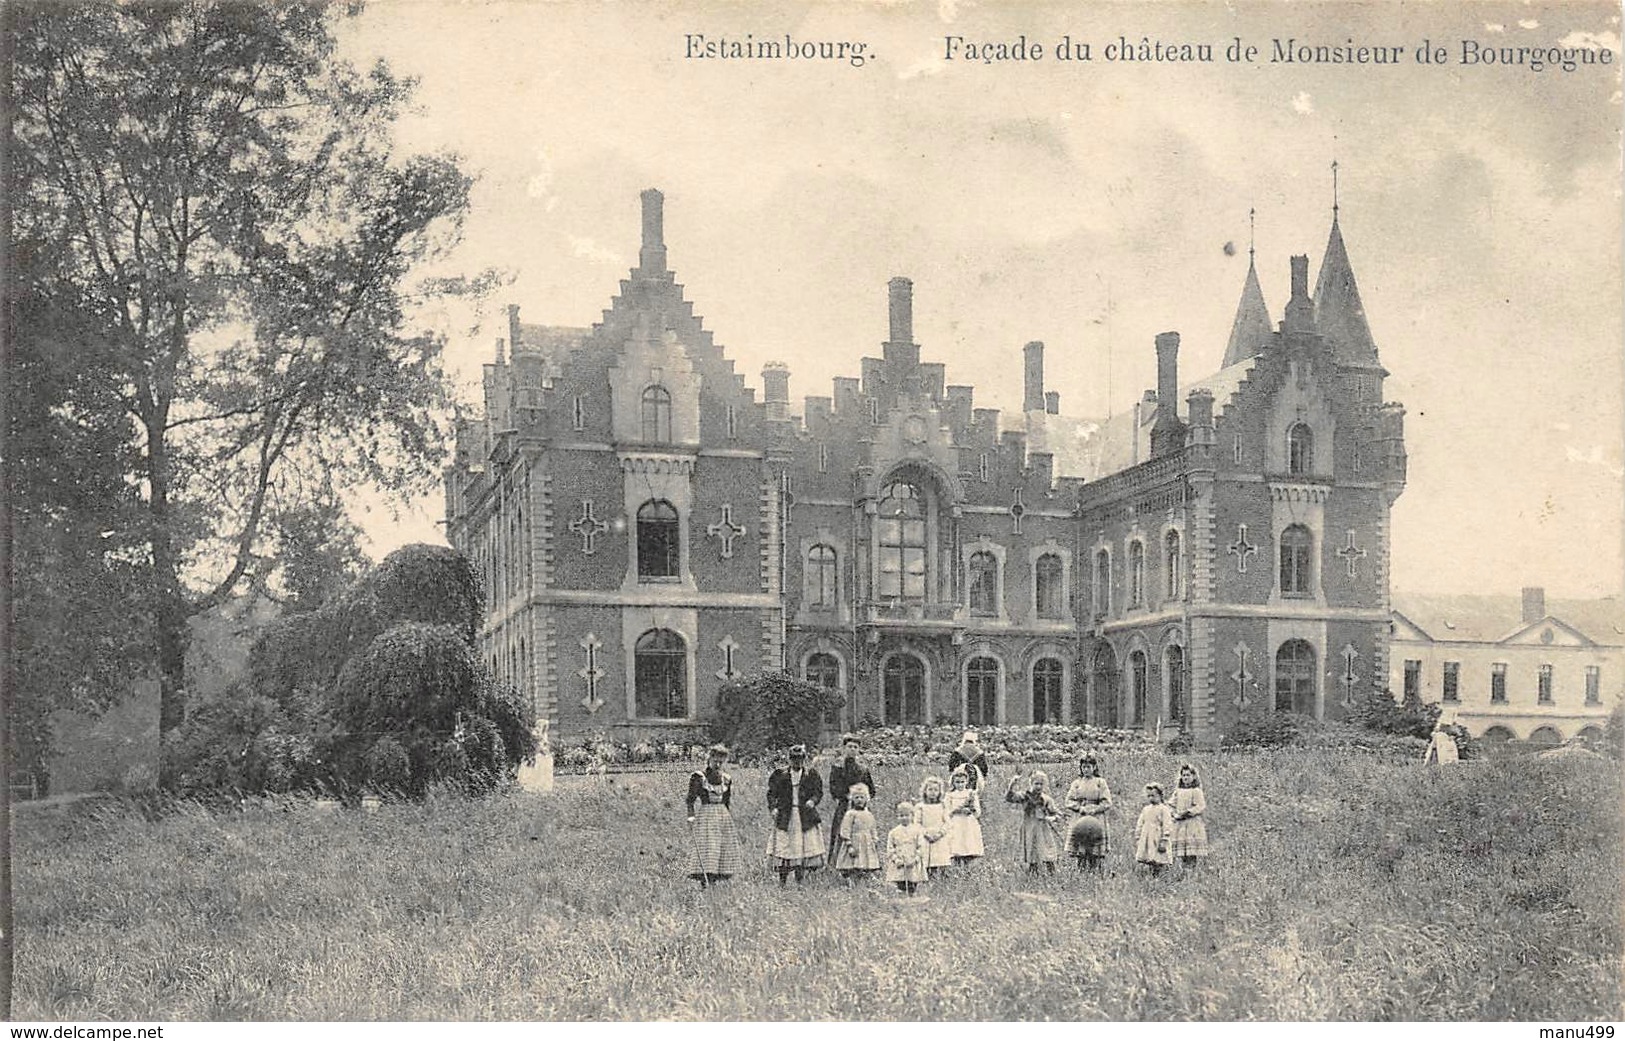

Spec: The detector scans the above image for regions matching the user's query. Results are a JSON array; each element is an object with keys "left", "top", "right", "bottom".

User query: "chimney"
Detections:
[
  {"left": 762, "top": 362, "right": 790, "bottom": 421},
  {"left": 888, "top": 277, "right": 914, "bottom": 345},
  {"left": 1023, "top": 341, "right": 1045, "bottom": 412},
  {"left": 1284, "top": 254, "right": 1314, "bottom": 331},
  {"left": 1151, "top": 332, "right": 1185, "bottom": 458},
  {"left": 639, "top": 188, "right": 666, "bottom": 270},
  {"left": 1185, "top": 388, "right": 1216, "bottom": 453},
  {"left": 1044, "top": 391, "right": 1060, "bottom": 415},
  {"left": 507, "top": 304, "right": 522, "bottom": 353},
  {"left": 1521, "top": 586, "right": 1546, "bottom": 624}
]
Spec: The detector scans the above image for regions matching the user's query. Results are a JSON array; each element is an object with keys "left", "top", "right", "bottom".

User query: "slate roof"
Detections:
[{"left": 1392, "top": 593, "right": 1625, "bottom": 646}]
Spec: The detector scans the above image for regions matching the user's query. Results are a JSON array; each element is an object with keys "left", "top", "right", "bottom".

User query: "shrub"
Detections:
[
  {"left": 1223, "top": 711, "right": 1299, "bottom": 749},
  {"left": 1605, "top": 701, "right": 1624, "bottom": 761},
  {"left": 711, "top": 672, "right": 845, "bottom": 754},
  {"left": 1350, "top": 686, "right": 1439, "bottom": 739},
  {"left": 164, "top": 683, "right": 326, "bottom": 798}
]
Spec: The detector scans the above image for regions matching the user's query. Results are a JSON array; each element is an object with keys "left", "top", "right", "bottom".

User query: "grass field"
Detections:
[{"left": 12, "top": 745, "right": 1623, "bottom": 1021}]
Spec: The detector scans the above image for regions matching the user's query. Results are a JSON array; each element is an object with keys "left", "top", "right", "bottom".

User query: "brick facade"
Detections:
[{"left": 445, "top": 191, "right": 1407, "bottom": 744}]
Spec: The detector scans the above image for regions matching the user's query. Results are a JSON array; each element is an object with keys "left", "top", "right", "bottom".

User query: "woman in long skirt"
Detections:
[
  {"left": 765, "top": 744, "right": 826, "bottom": 885},
  {"left": 686, "top": 744, "right": 743, "bottom": 887}
]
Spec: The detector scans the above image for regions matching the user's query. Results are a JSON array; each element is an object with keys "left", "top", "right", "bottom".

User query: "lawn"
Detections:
[{"left": 11, "top": 745, "right": 1623, "bottom": 1021}]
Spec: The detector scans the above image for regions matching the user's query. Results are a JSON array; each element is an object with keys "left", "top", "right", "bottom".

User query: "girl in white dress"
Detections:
[
  {"left": 915, "top": 775, "right": 953, "bottom": 876},
  {"left": 943, "top": 765, "right": 984, "bottom": 866}
]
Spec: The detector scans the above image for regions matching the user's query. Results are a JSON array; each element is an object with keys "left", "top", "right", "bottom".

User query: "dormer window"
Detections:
[{"left": 642, "top": 385, "right": 672, "bottom": 442}]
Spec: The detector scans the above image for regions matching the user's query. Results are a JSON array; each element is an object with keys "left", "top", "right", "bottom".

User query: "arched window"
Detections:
[
  {"left": 1035, "top": 554, "right": 1065, "bottom": 619},
  {"left": 1091, "top": 644, "right": 1119, "bottom": 728},
  {"left": 1274, "top": 639, "right": 1316, "bottom": 715},
  {"left": 1280, "top": 525, "right": 1313, "bottom": 596},
  {"left": 966, "top": 656, "right": 999, "bottom": 726},
  {"left": 1166, "top": 644, "right": 1186, "bottom": 723},
  {"left": 1482, "top": 725, "right": 1515, "bottom": 744},
  {"left": 1033, "top": 658, "right": 1064, "bottom": 724},
  {"left": 1129, "top": 650, "right": 1149, "bottom": 726},
  {"left": 1528, "top": 725, "right": 1563, "bottom": 748},
  {"left": 1288, "top": 422, "right": 1313, "bottom": 475},
  {"left": 1128, "top": 541, "right": 1146, "bottom": 607},
  {"left": 636, "top": 499, "right": 680, "bottom": 579},
  {"left": 877, "top": 481, "right": 927, "bottom": 602},
  {"left": 806, "top": 544, "right": 837, "bottom": 609},
  {"left": 634, "top": 629, "right": 686, "bottom": 718},
  {"left": 1164, "top": 531, "right": 1182, "bottom": 600},
  {"left": 968, "top": 550, "right": 999, "bottom": 616},
  {"left": 1094, "top": 549, "right": 1112, "bottom": 617},
  {"left": 641, "top": 385, "right": 672, "bottom": 442},
  {"left": 884, "top": 654, "right": 925, "bottom": 724}
]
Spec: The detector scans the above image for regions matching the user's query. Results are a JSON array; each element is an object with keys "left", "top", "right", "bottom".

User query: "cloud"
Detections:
[
  {"left": 568, "top": 235, "right": 624, "bottom": 267},
  {"left": 1558, "top": 30, "right": 1621, "bottom": 52},
  {"left": 1291, "top": 91, "right": 1315, "bottom": 115},
  {"left": 1565, "top": 444, "right": 1625, "bottom": 478},
  {"left": 1518, "top": 19, "right": 1540, "bottom": 29}
]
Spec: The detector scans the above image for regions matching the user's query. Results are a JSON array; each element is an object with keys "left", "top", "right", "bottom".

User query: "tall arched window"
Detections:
[
  {"left": 1164, "top": 531, "right": 1182, "bottom": 600},
  {"left": 877, "top": 481, "right": 927, "bottom": 602},
  {"left": 806, "top": 544, "right": 837, "bottom": 609},
  {"left": 1033, "top": 658, "right": 1064, "bottom": 724},
  {"left": 1094, "top": 549, "right": 1111, "bottom": 617},
  {"left": 1287, "top": 422, "right": 1313, "bottom": 475},
  {"left": 1129, "top": 650, "right": 1149, "bottom": 726},
  {"left": 1279, "top": 525, "right": 1313, "bottom": 596},
  {"left": 1035, "top": 554, "right": 1065, "bottom": 619},
  {"left": 1274, "top": 639, "right": 1316, "bottom": 715},
  {"left": 968, "top": 551, "right": 999, "bottom": 616},
  {"left": 966, "top": 656, "right": 999, "bottom": 726},
  {"left": 1166, "top": 644, "right": 1186, "bottom": 723},
  {"left": 637, "top": 499, "right": 680, "bottom": 579},
  {"left": 634, "top": 628, "right": 687, "bottom": 718},
  {"left": 884, "top": 654, "right": 925, "bottom": 723},
  {"left": 641, "top": 385, "right": 672, "bottom": 442},
  {"left": 1128, "top": 541, "right": 1146, "bottom": 607}
]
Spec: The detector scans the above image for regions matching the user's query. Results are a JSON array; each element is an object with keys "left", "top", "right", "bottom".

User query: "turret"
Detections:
[{"left": 762, "top": 362, "right": 790, "bottom": 421}]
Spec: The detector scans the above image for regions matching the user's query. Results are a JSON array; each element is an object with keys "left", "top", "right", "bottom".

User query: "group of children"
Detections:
[
  {"left": 683, "top": 733, "right": 1210, "bottom": 890},
  {"left": 831, "top": 767, "right": 986, "bottom": 894},
  {"left": 1004, "top": 756, "right": 1209, "bottom": 878}
]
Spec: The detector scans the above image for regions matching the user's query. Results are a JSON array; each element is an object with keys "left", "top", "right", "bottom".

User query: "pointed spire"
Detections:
[
  {"left": 1313, "top": 210, "right": 1380, "bottom": 366},
  {"left": 1222, "top": 210, "right": 1272, "bottom": 368}
]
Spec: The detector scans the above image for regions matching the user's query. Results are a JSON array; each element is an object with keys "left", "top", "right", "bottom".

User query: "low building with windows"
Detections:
[
  {"left": 445, "top": 189, "right": 1408, "bottom": 743},
  {"left": 1390, "top": 587, "right": 1623, "bottom": 745}
]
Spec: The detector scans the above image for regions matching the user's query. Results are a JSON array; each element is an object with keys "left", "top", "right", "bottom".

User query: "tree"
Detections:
[{"left": 10, "top": 0, "right": 482, "bottom": 768}]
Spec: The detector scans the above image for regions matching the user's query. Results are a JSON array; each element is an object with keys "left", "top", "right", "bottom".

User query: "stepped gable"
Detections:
[
  {"left": 574, "top": 189, "right": 754, "bottom": 407},
  {"left": 1312, "top": 215, "right": 1383, "bottom": 370},
  {"left": 1222, "top": 258, "right": 1274, "bottom": 368}
]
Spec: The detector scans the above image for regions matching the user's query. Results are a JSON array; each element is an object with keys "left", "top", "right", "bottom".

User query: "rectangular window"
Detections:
[
  {"left": 1442, "top": 661, "right": 1460, "bottom": 702},
  {"left": 1490, "top": 662, "right": 1507, "bottom": 703},
  {"left": 1586, "top": 666, "right": 1601, "bottom": 705},
  {"left": 817, "top": 443, "right": 828, "bottom": 472},
  {"left": 1403, "top": 660, "right": 1421, "bottom": 701},
  {"left": 726, "top": 405, "right": 738, "bottom": 439},
  {"left": 1353, "top": 442, "right": 1364, "bottom": 473},
  {"left": 572, "top": 395, "right": 585, "bottom": 431},
  {"left": 1233, "top": 434, "right": 1242, "bottom": 466},
  {"left": 1538, "top": 664, "right": 1553, "bottom": 704}
]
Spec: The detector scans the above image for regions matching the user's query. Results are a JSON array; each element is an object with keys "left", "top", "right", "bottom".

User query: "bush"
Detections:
[
  {"left": 1350, "top": 686, "right": 1439, "bottom": 739},
  {"left": 164, "top": 683, "right": 326, "bottom": 798},
  {"left": 711, "top": 672, "right": 845, "bottom": 754},
  {"left": 1223, "top": 711, "right": 1299, "bottom": 749},
  {"left": 1605, "top": 701, "right": 1624, "bottom": 761}
]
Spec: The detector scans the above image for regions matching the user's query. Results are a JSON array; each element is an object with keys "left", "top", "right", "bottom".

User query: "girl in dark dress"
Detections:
[{"left": 686, "top": 744, "right": 743, "bottom": 887}]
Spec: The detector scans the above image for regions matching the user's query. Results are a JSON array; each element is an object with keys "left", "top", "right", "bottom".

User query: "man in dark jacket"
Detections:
[
  {"left": 765, "top": 744, "right": 826, "bottom": 884},
  {"left": 826, "top": 733, "right": 876, "bottom": 866}
]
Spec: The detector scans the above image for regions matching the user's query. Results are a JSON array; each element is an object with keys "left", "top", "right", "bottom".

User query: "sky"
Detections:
[{"left": 340, "top": 0, "right": 1623, "bottom": 600}]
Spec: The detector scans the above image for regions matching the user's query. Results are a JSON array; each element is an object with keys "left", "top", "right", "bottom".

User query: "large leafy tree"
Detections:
[{"left": 10, "top": 0, "right": 478, "bottom": 762}]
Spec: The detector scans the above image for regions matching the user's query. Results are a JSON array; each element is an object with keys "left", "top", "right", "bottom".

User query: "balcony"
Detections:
[{"left": 859, "top": 599, "right": 963, "bottom": 629}]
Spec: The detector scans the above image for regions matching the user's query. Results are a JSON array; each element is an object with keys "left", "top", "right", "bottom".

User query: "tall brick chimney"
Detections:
[
  {"left": 762, "top": 362, "right": 790, "bottom": 421},
  {"left": 1521, "top": 586, "right": 1546, "bottom": 624},
  {"left": 1151, "top": 332, "right": 1186, "bottom": 458},
  {"left": 639, "top": 188, "right": 666, "bottom": 271},
  {"left": 1023, "top": 341, "right": 1045, "bottom": 412},
  {"left": 888, "top": 277, "right": 914, "bottom": 344},
  {"left": 1284, "top": 254, "right": 1314, "bottom": 332}
]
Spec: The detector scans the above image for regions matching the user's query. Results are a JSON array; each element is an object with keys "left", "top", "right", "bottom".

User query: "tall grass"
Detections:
[{"left": 12, "top": 747, "right": 1622, "bottom": 1020}]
